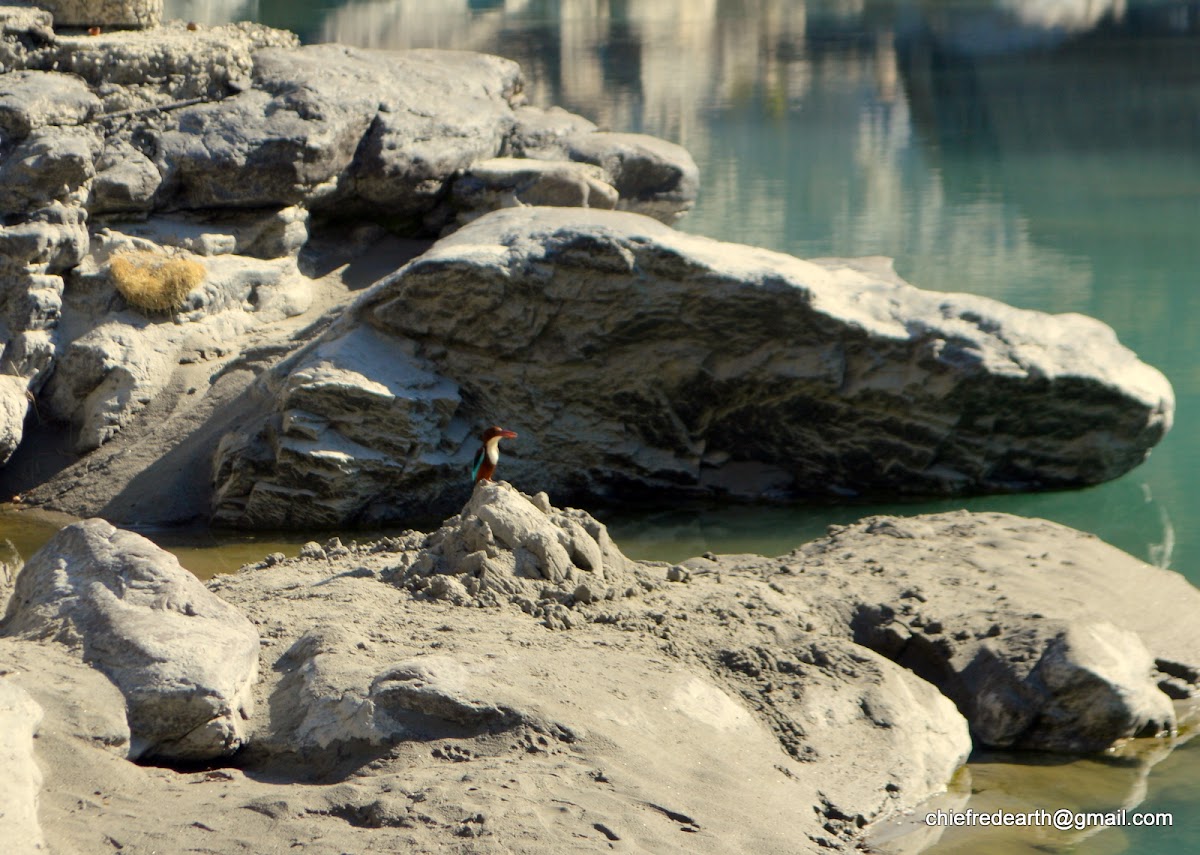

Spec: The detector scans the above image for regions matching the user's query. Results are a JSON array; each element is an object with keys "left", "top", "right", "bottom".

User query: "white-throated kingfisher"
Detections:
[{"left": 471, "top": 426, "right": 517, "bottom": 483}]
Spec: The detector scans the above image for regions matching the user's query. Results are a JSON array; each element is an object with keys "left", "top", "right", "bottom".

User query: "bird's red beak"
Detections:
[{"left": 500, "top": 429, "right": 518, "bottom": 439}]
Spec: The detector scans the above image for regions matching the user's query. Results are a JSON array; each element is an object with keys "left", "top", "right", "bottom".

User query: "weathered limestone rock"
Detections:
[
  {"left": 102, "top": 208, "right": 311, "bottom": 261},
  {"left": 0, "top": 69, "right": 99, "bottom": 137},
  {"left": 508, "top": 104, "right": 598, "bottom": 156},
  {"left": 89, "top": 139, "right": 159, "bottom": 214},
  {"left": 47, "top": 320, "right": 179, "bottom": 452},
  {"left": 148, "top": 44, "right": 691, "bottom": 229},
  {"left": 0, "top": 66, "right": 97, "bottom": 463},
  {"left": 210, "top": 324, "right": 461, "bottom": 527},
  {"left": 0, "top": 6, "right": 55, "bottom": 72},
  {"left": 0, "top": 124, "right": 99, "bottom": 214},
  {"left": 0, "top": 71, "right": 100, "bottom": 216},
  {"left": 448, "top": 157, "right": 618, "bottom": 230},
  {"left": 156, "top": 87, "right": 356, "bottom": 209},
  {"left": 213, "top": 207, "right": 1173, "bottom": 527},
  {"left": 560, "top": 131, "right": 700, "bottom": 223},
  {"left": 40, "top": 223, "right": 312, "bottom": 454},
  {"left": 34, "top": 0, "right": 161, "bottom": 29},
  {"left": 0, "top": 679, "right": 44, "bottom": 854},
  {"left": 759, "top": 511, "right": 1200, "bottom": 752},
  {"left": 155, "top": 44, "right": 521, "bottom": 214},
  {"left": 397, "top": 481, "right": 643, "bottom": 614},
  {"left": 0, "top": 374, "right": 30, "bottom": 464},
  {"left": 0, "top": 201, "right": 88, "bottom": 273},
  {"left": 50, "top": 21, "right": 297, "bottom": 111},
  {"left": 508, "top": 108, "right": 698, "bottom": 223},
  {"left": 1, "top": 519, "right": 259, "bottom": 760},
  {"left": 341, "top": 48, "right": 522, "bottom": 221}
]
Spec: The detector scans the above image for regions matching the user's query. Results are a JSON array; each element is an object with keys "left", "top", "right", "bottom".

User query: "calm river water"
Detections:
[{"left": 38, "top": 0, "right": 1200, "bottom": 851}]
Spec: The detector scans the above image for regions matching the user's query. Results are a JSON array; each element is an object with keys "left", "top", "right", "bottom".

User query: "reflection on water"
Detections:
[
  {"left": 167, "top": 0, "right": 258, "bottom": 25},
  {"left": 873, "top": 732, "right": 1200, "bottom": 854},
  {"left": 0, "top": 509, "right": 309, "bottom": 581},
  {"left": 602, "top": 474, "right": 1179, "bottom": 570}
]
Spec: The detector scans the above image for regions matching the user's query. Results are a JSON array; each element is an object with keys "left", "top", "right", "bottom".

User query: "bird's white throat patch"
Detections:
[{"left": 485, "top": 437, "right": 501, "bottom": 465}]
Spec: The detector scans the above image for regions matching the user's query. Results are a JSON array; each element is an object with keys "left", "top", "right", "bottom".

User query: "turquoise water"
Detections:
[
  {"left": 166, "top": 0, "right": 1198, "bottom": 571},
  {"left": 159, "top": 2, "right": 1200, "bottom": 852}
]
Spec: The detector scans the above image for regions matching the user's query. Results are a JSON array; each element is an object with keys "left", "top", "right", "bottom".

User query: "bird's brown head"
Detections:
[{"left": 481, "top": 425, "right": 517, "bottom": 442}]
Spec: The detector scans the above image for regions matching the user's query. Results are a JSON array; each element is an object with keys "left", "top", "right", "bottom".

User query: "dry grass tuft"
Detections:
[{"left": 109, "top": 251, "right": 205, "bottom": 312}]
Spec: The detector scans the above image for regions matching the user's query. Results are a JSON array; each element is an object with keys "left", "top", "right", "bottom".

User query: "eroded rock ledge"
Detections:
[
  {"left": 212, "top": 207, "right": 1173, "bottom": 527},
  {"left": 3, "top": 487, "right": 1198, "bottom": 854},
  {"left": 0, "top": 7, "right": 1173, "bottom": 531},
  {"left": 0, "top": 7, "right": 697, "bottom": 484}
]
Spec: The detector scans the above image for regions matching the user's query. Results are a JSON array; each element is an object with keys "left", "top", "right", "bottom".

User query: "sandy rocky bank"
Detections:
[
  {"left": 3, "top": 483, "right": 1200, "bottom": 854},
  {"left": 0, "top": 2, "right": 1195, "bottom": 854}
]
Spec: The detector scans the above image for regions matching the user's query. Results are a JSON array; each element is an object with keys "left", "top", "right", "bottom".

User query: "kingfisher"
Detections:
[{"left": 471, "top": 425, "right": 518, "bottom": 483}]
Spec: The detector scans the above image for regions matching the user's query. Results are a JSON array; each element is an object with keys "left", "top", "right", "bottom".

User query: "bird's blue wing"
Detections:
[{"left": 470, "top": 446, "right": 485, "bottom": 482}]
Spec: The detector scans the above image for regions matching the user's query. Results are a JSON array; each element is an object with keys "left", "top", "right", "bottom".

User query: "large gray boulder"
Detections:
[
  {"left": 212, "top": 207, "right": 1172, "bottom": 528},
  {"left": 1, "top": 519, "right": 259, "bottom": 760},
  {"left": 0, "top": 679, "right": 44, "bottom": 854},
  {"left": 754, "top": 511, "right": 1200, "bottom": 752}
]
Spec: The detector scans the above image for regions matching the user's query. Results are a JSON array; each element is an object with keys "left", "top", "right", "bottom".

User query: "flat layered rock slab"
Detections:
[{"left": 213, "top": 207, "right": 1172, "bottom": 527}]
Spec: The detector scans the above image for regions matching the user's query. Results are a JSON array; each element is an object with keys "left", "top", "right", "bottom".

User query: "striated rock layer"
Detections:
[{"left": 213, "top": 207, "right": 1173, "bottom": 528}]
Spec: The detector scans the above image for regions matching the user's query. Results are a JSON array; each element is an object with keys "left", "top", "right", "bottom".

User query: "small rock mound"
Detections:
[{"left": 392, "top": 481, "right": 654, "bottom": 623}]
